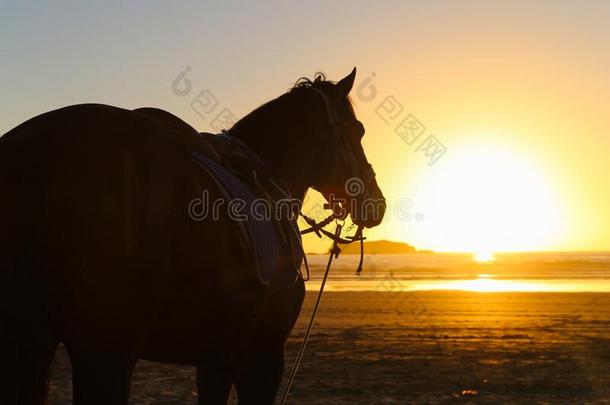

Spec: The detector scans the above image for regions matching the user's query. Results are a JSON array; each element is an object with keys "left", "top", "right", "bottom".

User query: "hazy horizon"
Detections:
[{"left": 309, "top": 238, "right": 610, "bottom": 254}]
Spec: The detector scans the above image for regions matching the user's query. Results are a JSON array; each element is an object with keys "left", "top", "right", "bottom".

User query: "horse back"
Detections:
[{"left": 0, "top": 104, "right": 226, "bottom": 344}]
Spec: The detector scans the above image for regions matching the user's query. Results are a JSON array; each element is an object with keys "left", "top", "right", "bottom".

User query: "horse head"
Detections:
[
  {"left": 292, "top": 68, "right": 386, "bottom": 228},
  {"left": 230, "top": 68, "right": 386, "bottom": 228}
]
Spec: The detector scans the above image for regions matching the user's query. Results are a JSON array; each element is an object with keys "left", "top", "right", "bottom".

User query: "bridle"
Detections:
[
  {"left": 308, "top": 85, "right": 376, "bottom": 211},
  {"left": 298, "top": 86, "right": 369, "bottom": 271},
  {"left": 307, "top": 86, "right": 377, "bottom": 191}
]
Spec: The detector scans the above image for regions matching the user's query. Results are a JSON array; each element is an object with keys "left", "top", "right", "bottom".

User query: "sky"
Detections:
[{"left": 2, "top": 1, "right": 610, "bottom": 253}]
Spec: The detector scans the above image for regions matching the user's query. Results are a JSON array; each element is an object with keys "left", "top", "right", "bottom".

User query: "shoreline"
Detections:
[{"left": 303, "top": 280, "right": 610, "bottom": 293}]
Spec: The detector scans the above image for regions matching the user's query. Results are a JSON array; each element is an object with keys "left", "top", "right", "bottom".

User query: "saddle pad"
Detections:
[{"left": 193, "top": 151, "right": 301, "bottom": 288}]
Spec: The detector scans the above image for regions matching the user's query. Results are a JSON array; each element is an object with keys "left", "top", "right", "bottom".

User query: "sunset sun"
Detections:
[
  {"left": 474, "top": 251, "right": 495, "bottom": 263},
  {"left": 410, "top": 140, "right": 566, "bottom": 253}
]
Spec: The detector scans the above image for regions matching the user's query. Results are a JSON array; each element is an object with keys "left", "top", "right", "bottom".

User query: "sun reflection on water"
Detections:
[{"left": 435, "top": 277, "right": 553, "bottom": 292}]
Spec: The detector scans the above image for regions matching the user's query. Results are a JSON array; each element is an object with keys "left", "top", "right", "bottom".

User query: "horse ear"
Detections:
[{"left": 336, "top": 67, "right": 357, "bottom": 96}]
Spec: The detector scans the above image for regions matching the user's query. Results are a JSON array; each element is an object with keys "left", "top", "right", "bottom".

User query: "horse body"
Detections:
[
  {"left": 0, "top": 69, "right": 385, "bottom": 404},
  {"left": 1, "top": 103, "right": 304, "bottom": 403}
]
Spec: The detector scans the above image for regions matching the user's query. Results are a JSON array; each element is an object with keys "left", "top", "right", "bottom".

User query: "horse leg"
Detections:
[
  {"left": 234, "top": 347, "right": 285, "bottom": 405},
  {"left": 0, "top": 333, "right": 58, "bottom": 405},
  {"left": 0, "top": 236, "right": 59, "bottom": 404},
  {"left": 234, "top": 280, "right": 304, "bottom": 405},
  {"left": 66, "top": 348, "right": 136, "bottom": 405},
  {"left": 196, "top": 364, "right": 235, "bottom": 404}
]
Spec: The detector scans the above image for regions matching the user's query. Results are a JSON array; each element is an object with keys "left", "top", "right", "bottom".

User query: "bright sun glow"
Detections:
[
  {"left": 409, "top": 140, "right": 566, "bottom": 253},
  {"left": 474, "top": 251, "right": 495, "bottom": 263}
]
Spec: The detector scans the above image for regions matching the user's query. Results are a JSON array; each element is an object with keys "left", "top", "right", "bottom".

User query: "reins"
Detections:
[{"left": 280, "top": 215, "right": 365, "bottom": 404}]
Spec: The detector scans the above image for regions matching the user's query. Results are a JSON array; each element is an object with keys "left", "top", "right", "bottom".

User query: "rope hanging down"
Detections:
[{"left": 280, "top": 215, "right": 366, "bottom": 404}]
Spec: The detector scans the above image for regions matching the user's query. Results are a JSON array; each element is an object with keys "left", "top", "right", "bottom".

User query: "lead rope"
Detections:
[{"left": 280, "top": 222, "right": 343, "bottom": 404}]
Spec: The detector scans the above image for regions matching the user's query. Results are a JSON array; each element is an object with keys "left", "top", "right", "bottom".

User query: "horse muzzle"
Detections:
[{"left": 350, "top": 190, "right": 386, "bottom": 228}]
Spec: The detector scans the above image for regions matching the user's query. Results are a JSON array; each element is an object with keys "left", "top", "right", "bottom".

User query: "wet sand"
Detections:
[{"left": 48, "top": 291, "right": 610, "bottom": 404}]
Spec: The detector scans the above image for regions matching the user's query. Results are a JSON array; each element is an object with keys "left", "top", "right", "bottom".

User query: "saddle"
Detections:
[
  {"left": 134, "top": 107, "right": 303, "bottom": 288},
  {"left": 195, "top": 133, "right": 303, "bottom": 288}
]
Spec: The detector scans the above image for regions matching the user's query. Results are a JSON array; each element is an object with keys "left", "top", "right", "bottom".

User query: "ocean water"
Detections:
[{"left": 303, "top": 252, "right": 610, "bottom": 292}]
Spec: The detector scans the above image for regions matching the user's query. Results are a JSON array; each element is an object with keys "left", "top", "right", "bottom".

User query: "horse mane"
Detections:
[
  {"left": 230, "top": 73, "right": 329, "bottom": 138},
  {"left": 290, "top": 72, "right": 355, "bottom": 115},
  {"left": 231, "top": 72, "right": 354, "bottom": 137},
  {"left": 292, "top": 72, "right": 329, "bottom": 89},
  {"left": 227, "top": 72, "right": 350, "bottom": 195}
]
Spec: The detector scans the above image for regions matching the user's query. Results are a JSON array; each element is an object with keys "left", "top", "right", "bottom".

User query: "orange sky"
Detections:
[{"left": 2, "top": 1, "right": 610, "bottom": 253}]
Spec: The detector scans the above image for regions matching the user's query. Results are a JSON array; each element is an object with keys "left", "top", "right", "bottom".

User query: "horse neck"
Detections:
[{"left": 230, "top": 121, "right": 312, "bottom": 202}]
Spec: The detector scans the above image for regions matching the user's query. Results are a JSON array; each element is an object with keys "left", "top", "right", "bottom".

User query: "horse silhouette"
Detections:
[{"left": 0, "top": 68, "right": 385, "bottom": 404}]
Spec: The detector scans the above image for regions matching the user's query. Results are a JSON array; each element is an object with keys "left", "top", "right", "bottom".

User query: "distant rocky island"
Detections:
[{"left": 331, "top": 239, "right": 433, "bottom": 255}]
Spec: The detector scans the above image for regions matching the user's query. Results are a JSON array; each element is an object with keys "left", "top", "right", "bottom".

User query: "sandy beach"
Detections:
[{"left": 48, "top": 290, "right": 610, "bottom": 404}]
